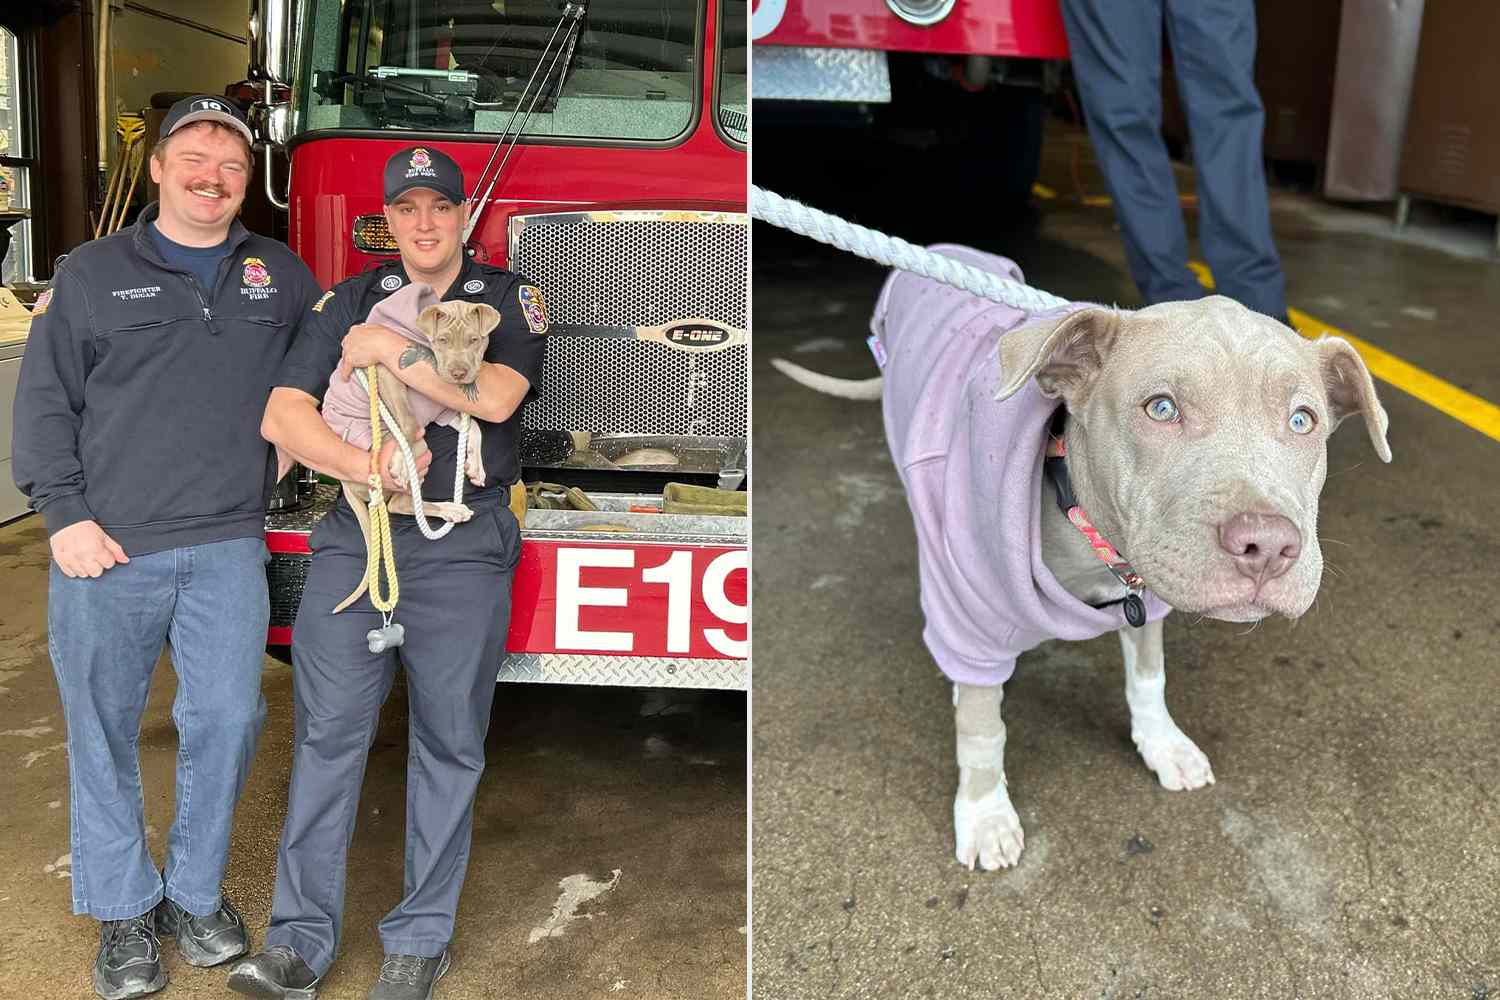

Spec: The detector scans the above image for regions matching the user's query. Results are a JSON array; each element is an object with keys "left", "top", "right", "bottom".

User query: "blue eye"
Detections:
[
  {"left": 1289, "top": 407, "right": 1316, "bottom": 434},
  {"left": 1145, "top": 395, "right": 1179, "bottom": 422}
]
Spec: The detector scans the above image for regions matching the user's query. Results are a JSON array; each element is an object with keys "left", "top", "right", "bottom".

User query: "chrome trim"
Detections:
[
  {"left": 497, "top": 653, "right": 747, "bottom": 689},
  {"left": 883, "top": 0, "right": 958, "bottom": 28},
  {"left": 507, "top": 208, "right": 748, "bottom": 262}
]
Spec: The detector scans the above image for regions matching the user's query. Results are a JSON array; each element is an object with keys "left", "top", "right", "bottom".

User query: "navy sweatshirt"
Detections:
[{"left": 12, "top": 202, "right": 323, "bottom": 556}]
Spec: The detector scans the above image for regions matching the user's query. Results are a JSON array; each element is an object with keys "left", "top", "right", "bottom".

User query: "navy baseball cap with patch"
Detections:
[
  {"left": 160, "top": 95, "right": 254, "bottom": 146},
  {"left": 384, "top": 146, "right": 466, "bottom": 205}
]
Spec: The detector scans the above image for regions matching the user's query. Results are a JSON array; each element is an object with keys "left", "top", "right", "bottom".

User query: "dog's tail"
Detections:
[
  {"left": 769, "top": 358, "right": 885, "bottom": 400},
  {"left": 331, "top": 482, "right": 373, "bottom": 614}
]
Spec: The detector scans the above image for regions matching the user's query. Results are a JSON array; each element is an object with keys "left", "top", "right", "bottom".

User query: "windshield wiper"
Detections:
[{"left": 463, "top": 1, "right": 589, "bottom": 246}]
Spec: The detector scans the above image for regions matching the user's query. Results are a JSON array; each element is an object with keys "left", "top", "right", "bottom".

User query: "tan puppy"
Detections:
[
  {"left": 331, "top": 299, "right": 500, "bottom": 613},
  {"left": 950, "top": 298, "right": 1389, "bottom": 869},
  {"left": 778, "top": 283, "right": 1391, "bottom": 872}
]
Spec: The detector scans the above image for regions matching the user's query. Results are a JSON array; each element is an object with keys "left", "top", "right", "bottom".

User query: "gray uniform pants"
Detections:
[
  {"left": 265, "top": 494, "right": 519, "bottom": 975},
  {"left": 1060, "top": 0, "right": 1287, "bottom": 320}
]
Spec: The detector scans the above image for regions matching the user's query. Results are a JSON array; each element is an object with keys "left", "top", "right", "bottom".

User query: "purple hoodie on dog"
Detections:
[
  {"left": 870, "top": 244, "right": 1170, "bottom": 687},
  {"left": 321, "top": 282, "right": 460, "bottom": 450}
]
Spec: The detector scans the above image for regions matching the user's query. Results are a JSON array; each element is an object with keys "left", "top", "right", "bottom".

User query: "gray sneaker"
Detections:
[
  {"left": 93, "top": 914, "right": 167, "bottom": 1000},
  {"left": 226, "top": 945, "right": 321, "bottom": 1000},
  {"left": 367, "top": 951, "right": 451, "bottom": 1000},
  {"left": 156, "top": 896, "right": 249, "bottom": 967}
]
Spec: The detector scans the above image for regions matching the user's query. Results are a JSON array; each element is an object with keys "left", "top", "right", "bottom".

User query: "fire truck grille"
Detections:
[
  {"left": 527, "top": 338, "right": 747, "bottom": 436},
  {"left": 509, "top": 211, "right": 748, "bottom": 438},
  {"left": 268, "top": 553, "right": 311, "bottom": 628},
  {"left": 510, "top": 214, "right": 747, "bottom": 329}
]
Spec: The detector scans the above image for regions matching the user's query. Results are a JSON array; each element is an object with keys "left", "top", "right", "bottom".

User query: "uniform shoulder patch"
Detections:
[
  {"left": 311, "top": 290, "right": 335, "bottom": 313},
  {"left": 30, "top": 288, "right": 53, "bottom": 316},
  {"left": 518, "top": 284, "right": 549, "bottom": 334}
]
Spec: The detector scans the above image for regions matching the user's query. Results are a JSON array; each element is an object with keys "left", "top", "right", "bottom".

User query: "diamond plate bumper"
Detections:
[
  {"left": 750, "top": 46, "right": 891, "bottom": 103},
  {"left": 497, "top": 653, "right": 747, "bottom": 689}
]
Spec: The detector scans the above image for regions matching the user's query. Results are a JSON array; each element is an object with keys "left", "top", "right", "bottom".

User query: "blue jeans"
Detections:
[
  {"left": 47, "top": 535, "right": 270, "bottom": 920},
  {"left": 1061, "top": 0, "right": 1287, "bottom": 320}
]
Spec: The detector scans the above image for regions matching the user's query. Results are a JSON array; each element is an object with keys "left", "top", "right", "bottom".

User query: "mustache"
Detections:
[{"left": 187, "top": 182, "right": 230, "bottom": 197}]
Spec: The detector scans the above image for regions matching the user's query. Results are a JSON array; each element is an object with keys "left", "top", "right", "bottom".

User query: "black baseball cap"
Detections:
[
  {"left": 160, "top": 95, "right": 254, "bottom": 146},
  {"left": 383, "top": 146, "right": 466, "bottom": 206}
]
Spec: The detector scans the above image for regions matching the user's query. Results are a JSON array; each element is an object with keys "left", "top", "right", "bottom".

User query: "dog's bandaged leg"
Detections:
[
  {"left": 1119, "top": 618, "right": 1214, "bottom": 791},
  {"left": 953, "top": 682, "right": 1025, "bottom": 870}
]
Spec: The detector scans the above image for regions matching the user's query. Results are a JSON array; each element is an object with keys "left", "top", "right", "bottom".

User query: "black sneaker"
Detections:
[
  {"left": 367, "top": 951, "right": 451, "bottom": 1000},
  {"left": 226, "top": 945, "right": 321, "bottom": 1000},
  {"left": 93, "top": 914, "right": 167, "bottom": 1000},
  {"left": 156, "top": 896, "right": 249, "bottom": 967}
]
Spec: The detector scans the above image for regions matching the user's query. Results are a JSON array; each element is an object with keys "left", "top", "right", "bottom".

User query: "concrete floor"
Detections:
[
  {"left": 751, "top": 124, "right": 1500, "bottom": 998},
  {"left": 0, "top": 518, "right": 746, "bottom": 999}
]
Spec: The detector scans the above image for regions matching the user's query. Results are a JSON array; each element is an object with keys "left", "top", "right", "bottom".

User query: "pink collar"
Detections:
[{"left": 1044, "top": 429, "right": 1148, "bottom": 627}]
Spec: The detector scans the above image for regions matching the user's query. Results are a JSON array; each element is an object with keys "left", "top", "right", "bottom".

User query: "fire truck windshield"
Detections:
[{"left": 296, "top": 0, "right": 703, "bottom": 141}]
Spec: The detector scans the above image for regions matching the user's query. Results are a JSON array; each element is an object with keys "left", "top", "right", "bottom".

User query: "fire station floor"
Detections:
[
  {"left": 0, "top": 515, "right": 746, "bottom": 998},
  {"left": 751, "top": 123, "right": 1500, "bottom": 999}
]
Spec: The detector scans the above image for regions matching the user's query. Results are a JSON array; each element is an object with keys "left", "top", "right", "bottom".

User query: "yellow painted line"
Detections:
[
  {"left": 1188, "top": 261, "right": 1500, "bottom": 444},
  {"left": 1035, "top": 186, "right": 1197, "bottom": 208}
]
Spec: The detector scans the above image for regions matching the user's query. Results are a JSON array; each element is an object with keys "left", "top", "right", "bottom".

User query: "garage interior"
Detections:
[
  {"left": 0, "top": 3, "right": 746, "bottom": 999},
  {"left": 750, "top": 1, "right": 1500, "bottom": 997}
]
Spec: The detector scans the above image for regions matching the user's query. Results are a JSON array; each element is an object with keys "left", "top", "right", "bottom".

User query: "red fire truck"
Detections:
[
  {"left": 246, "top": 0, "right": 748, "bottom": 689},
  {"left": 751, "top": 0, "right": 1067, "bottom": 218}
]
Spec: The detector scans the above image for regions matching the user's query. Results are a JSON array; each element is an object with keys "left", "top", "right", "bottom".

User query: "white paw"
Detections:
[
  {"left": 953, "top": 784, "right": 1025, "bottom": 870},
  {"left": 1134, "top": 724, "right": 1215, "bottom": 790},
  {"left": 427, "top": 502, "right": 475, "bottom": 523},
  {"left": 466, "top": 452, "right": 487, "bottom": 486},
  {"left": 389, "top": 456, "right": 408, "bottom": 489},
  {"left": 465, "top": 424, "right": 487, "bottom": 485}
]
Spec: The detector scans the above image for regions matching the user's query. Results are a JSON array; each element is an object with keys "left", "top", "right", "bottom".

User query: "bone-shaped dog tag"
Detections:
[{"left": 367, "top": 622, "right": 406, "bottom": 653}]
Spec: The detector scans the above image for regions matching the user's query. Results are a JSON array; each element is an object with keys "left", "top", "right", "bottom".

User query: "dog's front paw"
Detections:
[
  {"left": 953, "top": 784, "right": 1025, "bottom": 871},
  {"left": 1133, "top": 723, "right": 1215, "bottom": 791},
  {"left": 389, "top": 454, "right": 409, "bottom": 489}
]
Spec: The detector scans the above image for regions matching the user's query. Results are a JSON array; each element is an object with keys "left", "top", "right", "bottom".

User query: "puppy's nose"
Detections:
[
  {"left": 449, "top": 368, "right": 469, "bottom": 382},
  {"left": 1218, "top": 512, "right": 1301, "bottom": 582}
]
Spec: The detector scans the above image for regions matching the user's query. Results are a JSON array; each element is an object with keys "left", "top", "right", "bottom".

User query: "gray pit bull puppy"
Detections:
[
  {"left": 330, "top": 298, "right": 500, "bottom": 613},
  {"left": 775, "top": 269, "right": 1391, "bottom": 871}
]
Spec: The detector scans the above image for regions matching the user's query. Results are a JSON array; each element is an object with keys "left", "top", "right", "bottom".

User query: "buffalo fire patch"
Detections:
[
  {"left": 380, "top": 274, "right": 403, "bottom": 292},
  {"left": 242, "top": 257, "right": 272, "bottom": 288},
  {"left": 239, "top": 257, "right": 277, "bottom": 300},
  {"left": 518, "top": 285, "right": 549, "bottom": 334},
  {"left": 410, "top": 148, "right": 432, "bottom": 170},
  {"left": 311, "top": 290, "right": 335, "bottom": 313},
  {"left": 31, "top": 288, "right": 53, "bottom": 315}
]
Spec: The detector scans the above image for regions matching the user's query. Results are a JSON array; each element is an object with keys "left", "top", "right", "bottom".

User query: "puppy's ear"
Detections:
[
  {"left": 1317, "top": 336, "right": 1391, "bottom": 463},
  {"left": 416, "top": 304, "right": 446, "bottom": 339},
  {"left": 995, "top": 306, "right": 1120, "bottom": 403},
  {"left": 471, "top": 302, "right": 501, "bottom": 336}
]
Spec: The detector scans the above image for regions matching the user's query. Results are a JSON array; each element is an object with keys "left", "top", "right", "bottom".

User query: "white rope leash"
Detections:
[
  {"left": 353, "top": 369, "right": 470, "bottom": 540},
  {"left": 749, "top": 185, "right": 1070, "bottom": 313}
]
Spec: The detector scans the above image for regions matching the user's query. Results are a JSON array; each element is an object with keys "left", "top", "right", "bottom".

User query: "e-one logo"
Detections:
[{"left": 665, "top": 322, "right": 731, "bottom": 347}]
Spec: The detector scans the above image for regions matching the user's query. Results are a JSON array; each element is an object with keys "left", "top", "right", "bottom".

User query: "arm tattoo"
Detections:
[
  {"left": 461, "top": 381, "right": 479, "bottom": 403},
  {"left": 399, "top": 344, "right": 436, "bottom": 370}
]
